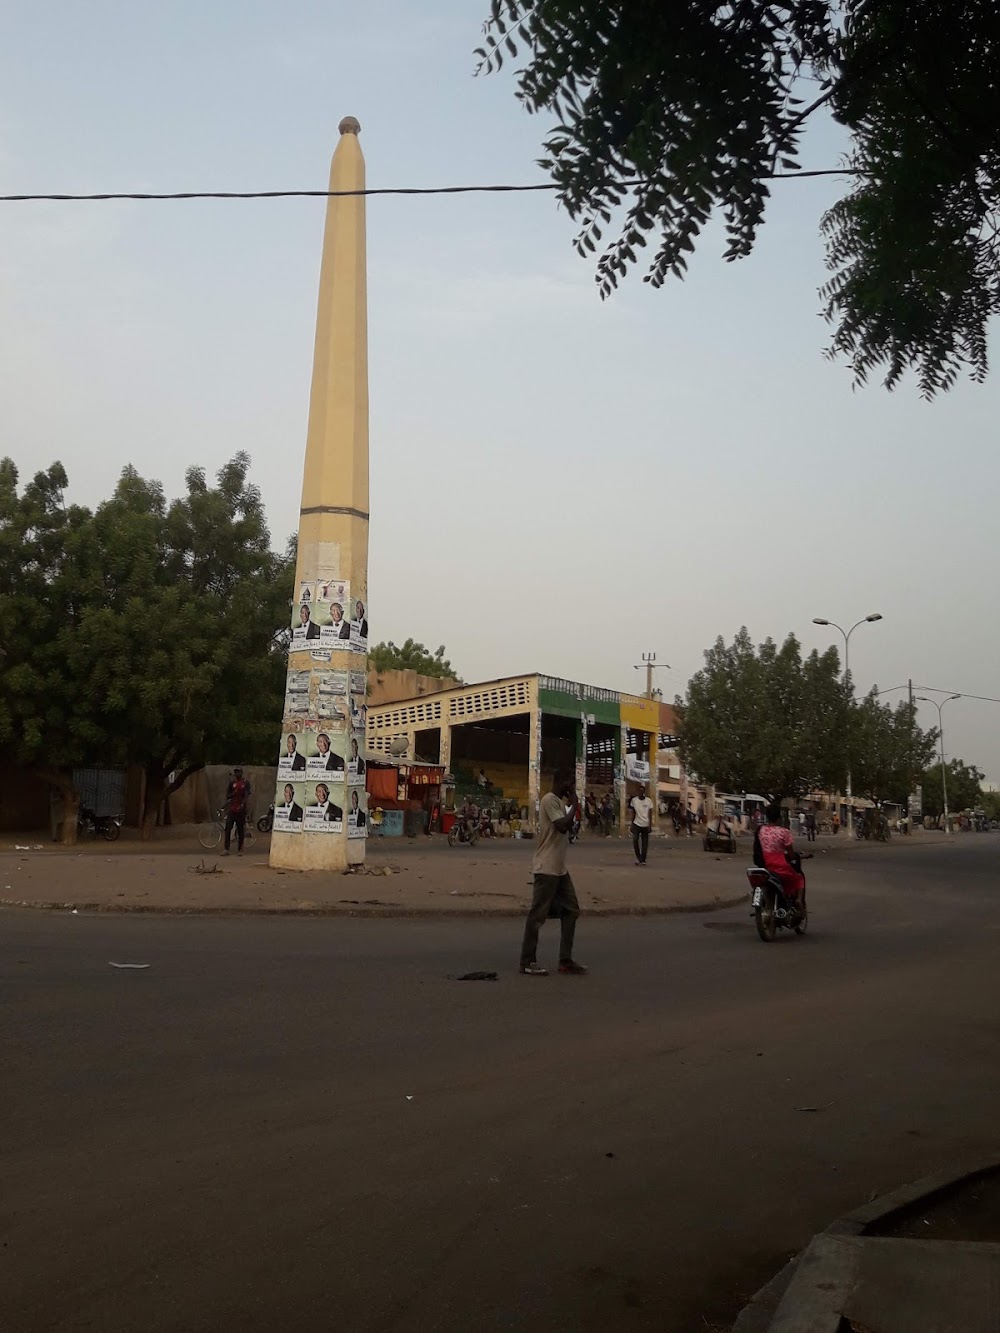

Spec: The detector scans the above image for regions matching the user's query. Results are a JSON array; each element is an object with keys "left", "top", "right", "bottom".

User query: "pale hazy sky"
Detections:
[{"left": 2, "top": 2, "right": 998, "bottom": 780}]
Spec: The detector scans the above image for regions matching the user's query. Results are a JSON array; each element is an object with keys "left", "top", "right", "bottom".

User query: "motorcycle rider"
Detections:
[
  {"left": 753, "top": 803, "right": 805, "bottom": 909},
  {"left": 459, "top": 794, "right": 479, "bottom": 839}
]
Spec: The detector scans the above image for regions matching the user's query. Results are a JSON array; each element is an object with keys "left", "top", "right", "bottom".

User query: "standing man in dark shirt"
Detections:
[{"left": 224, "top": 767, "right": 252, "bottom": 855}]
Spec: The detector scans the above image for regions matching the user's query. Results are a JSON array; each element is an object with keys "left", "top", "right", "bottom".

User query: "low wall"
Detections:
[
  {"left": 0, "top": 764, "right": 51, "bottom": 832},
  {"left": 366, "top": 669, "right": 459, "bottom": 707},
  {"left": 167, "top": 766, "right": 277, "bottom": 825}
]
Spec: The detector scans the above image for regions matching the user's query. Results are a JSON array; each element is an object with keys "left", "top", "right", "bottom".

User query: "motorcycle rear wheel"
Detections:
[
  {"left": 257, "top": 815, "right": 272, "bottom": 833},
  {"left": 754, "top": 888, "right": 777, "bottom": 942},
  {"left": 101, "top": 820, "right": 121, "bottom": 842},
  {"left": 794, "top": 903, "right": 808, "bottom": 935},
  {"left": 468, "top": 828, "right": 479, "bottom": 847}
]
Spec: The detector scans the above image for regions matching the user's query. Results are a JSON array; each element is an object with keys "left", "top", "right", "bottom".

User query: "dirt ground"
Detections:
[{"left": 0, "top": 823, "right": 946, "bottom": 916}]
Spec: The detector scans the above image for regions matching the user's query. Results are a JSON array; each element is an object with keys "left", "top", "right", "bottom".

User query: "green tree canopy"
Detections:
[
  {"left": 917, "top": 758, "right": 984, "bottom": 819},
  {"left": 477, "top": 1, "right": 1000, "bottom": 396},
  {"left": 0, "top": 459, "right": 109, "bottom": 835},
  {"left": 849, "top": 692, "right": 937, "bottom": 809},
  {"left": 370, "top": 639, "right": 460, "bottom": 681},
  {"left": 679, "top": 627, "right": 846, "bottom": 802},
  {"left": 0, "top": 453, "right": 292, "bottom": 840}
]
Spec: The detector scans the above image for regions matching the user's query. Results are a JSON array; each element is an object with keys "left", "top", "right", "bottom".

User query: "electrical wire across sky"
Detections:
[{"left": 0, "top": 168, "right": 853, "bottom": 204}]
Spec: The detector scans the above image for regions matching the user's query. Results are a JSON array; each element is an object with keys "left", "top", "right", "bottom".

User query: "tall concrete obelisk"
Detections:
[{"left": 270, "top": 117, "right": 370, "bottom": 872}]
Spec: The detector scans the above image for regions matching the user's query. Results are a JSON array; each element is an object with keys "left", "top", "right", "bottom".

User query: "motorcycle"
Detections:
[
  {"left": 477, "top": 810, "right": 496, "bottom": 838},
  {"left": 258, "top": 803, "right": 275, "bottom": 833},
  {"left": 856, "top": 813, "right": 890, "bottom": 842},
  {"left": 448, "top": 817, "right": 479, "bottom": 848},
  {"left": 746, "top": 856, "right": 810, "bottom": 942},
  {"left": 77, "top": 806, "right": 122, "bottom": 842}
]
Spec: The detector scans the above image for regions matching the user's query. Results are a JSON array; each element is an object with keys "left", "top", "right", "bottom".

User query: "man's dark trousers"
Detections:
[
  {"left": 225, "top": 811, "right": 246, "bottom": 852},
  {"left": 520, "top": 874, "right": 579, "bottom": 966},
  {"left": 632, "top": 824, "right": 650, "bottom": 863}
]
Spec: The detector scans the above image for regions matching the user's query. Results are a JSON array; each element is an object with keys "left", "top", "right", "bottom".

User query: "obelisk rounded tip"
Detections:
[{"left": 338, "top": 116, "right": 361, "bottom": 136}]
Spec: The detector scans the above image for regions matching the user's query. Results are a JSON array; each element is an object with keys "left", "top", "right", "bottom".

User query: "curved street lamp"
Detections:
[
  {"left": 915, "top": 694, "right": 962, "bottom": 834},
  {"left": 812, "top": 613, "right": 883, "bottom": 835}
]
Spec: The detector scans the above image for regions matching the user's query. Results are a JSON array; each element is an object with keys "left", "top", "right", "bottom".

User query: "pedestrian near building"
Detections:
[
  {"left": 806, "top": 810, "right": 817, "bottom": 842},
  {"left": 519, "top": 768, "right": 588, "bottom": 976},
  {"left": 224, "top": 767, "right": 252, "bottom": 855},
  {"left": 630, "top": 783, "right": 653, "bottom": 865}
]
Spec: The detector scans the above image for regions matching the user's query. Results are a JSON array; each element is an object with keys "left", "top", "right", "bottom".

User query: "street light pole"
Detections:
[
  {"left": 915, "top": 694, "right": 961, "bottom": 833},
  {"left": 812, "top": 613, "right": 883, "bottom": 836}
]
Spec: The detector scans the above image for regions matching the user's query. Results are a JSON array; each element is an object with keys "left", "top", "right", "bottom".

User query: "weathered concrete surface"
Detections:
[{"left": 769, "top": 1234, "right": 1000, "bottom": 1332}]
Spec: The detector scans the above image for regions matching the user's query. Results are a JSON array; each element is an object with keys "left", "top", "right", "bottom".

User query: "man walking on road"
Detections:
[
  {"left": 224, "top": 768, "right": 251, "bottom": 856},
  {"left": 630, "top": 784, "right": 653, "bottom": 865},
  {"left": 519, "top": 768, "right": 587, "bottom": 976}
]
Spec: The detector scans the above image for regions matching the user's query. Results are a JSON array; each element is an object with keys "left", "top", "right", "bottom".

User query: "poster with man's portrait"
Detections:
[
  {"left": 306, "top": 729, "right": 348, "bottom": 778},
  {"left": 291, "top": 598, "right": 323, "bottom": 645},
  {"left": 278, "top": 725, "right": 316, "bottom": 775},
  {"left": 346, "top": 733, "right": 366, "bottom": 784},
  {"left": 346, "top": 787, "right": 367, "bottom": 838},
  {"left": 303, "top": 780, "right": 345, "bottom": 833},
  {"left": 317, "top": 582, "right": 351, "bottom": 647},
  {"left": 274, "top": 780, "right": 305, "bottom": 833},
  {"left": 349, "top": 597, "right": 368, "bottom": 653}
]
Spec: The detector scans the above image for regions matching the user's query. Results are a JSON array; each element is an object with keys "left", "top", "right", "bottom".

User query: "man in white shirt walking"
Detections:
[
  {"left": 519, "top": 768, "right": 588, "bottom": 976},
  {"left": 630, "top": 784, "right": 653, "bottom": 865}
]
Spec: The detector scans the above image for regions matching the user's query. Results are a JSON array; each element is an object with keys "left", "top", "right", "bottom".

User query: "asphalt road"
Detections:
[{"left": 3, "top": 837, "right": 999, "bottom": 1332}]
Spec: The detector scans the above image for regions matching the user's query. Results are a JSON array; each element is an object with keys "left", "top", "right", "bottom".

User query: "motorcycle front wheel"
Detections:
[
  {"left": 794, "top": 902, "right": 808, "bottom": 935},
  {"left": 754, "top": 888, "right": 777, "bottom": 942},
  {"left": 447, "top": 826, "right": 459, "bottom": 847}
]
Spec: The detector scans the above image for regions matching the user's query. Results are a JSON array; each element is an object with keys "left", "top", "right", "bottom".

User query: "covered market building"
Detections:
[{"left": 365, "top": 672, "right": 680, "bottom": 831}]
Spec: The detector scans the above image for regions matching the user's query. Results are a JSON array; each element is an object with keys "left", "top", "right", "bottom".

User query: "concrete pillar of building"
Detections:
[
  {"left": 649, "top": 729, "right": 659, "bottom": 832},
  {"left": 528, "top": 707, "right": 541, "bottom": 830},
  {"left": 270, "top": 116, "right": 370, "bottom": 873},
  {"left": 575, "top": 715, "right": 587, "bottom": 810},
  {"left": 438, "top": 724, "right": 452, "bottom": 773},
  {"left": 619, "top": 721, "right": 629, "bottom": 831}
]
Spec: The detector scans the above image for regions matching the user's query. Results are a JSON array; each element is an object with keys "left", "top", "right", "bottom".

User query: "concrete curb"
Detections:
[
  {"left": 731, "top": 1156, "right": 1000, "bottom": 1332},
  {"left": 0, "top": 893, "right": 749, "bottom": 920}
]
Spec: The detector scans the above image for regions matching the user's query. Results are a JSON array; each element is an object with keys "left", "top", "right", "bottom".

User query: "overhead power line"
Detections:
[{"left": 0, "top": 169, "right": 852, "bottom": 204}]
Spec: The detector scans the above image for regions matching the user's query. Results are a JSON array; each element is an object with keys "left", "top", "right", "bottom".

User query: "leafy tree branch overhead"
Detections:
[{"left": 477, "top": 1, "right": 1000, "bottom": 397}]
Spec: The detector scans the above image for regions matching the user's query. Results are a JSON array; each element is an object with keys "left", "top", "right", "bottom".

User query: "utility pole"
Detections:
[
  {"left": 631, "top": 653, "right": 670, "bottom": 834},
  {"left": 633, "top": 652, "right": 670, "bottom": 701},
  {"left": 906, "top": 678, "right": 914, "bottom": 833}
]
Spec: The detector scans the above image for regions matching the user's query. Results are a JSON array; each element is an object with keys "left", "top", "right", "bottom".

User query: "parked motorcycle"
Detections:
[
  {"left": 448, "top": 817, "right": 479, "bottom": 848},
  {"left": 746, "top": 858, "right": 810, "bottom": 942},
  {"left": 257, "top": 804, "right": 274, "bottom": 833},
  {"left": 77, "top": 806, "right": 122, "bottom": 842}
]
